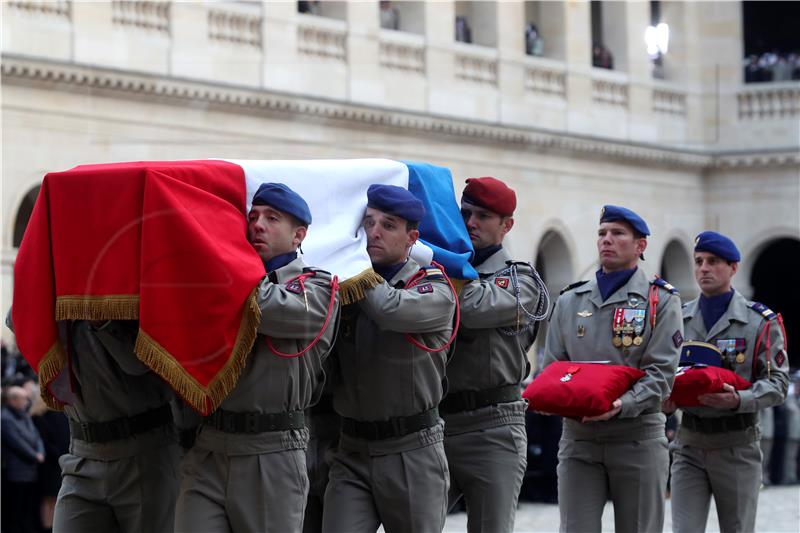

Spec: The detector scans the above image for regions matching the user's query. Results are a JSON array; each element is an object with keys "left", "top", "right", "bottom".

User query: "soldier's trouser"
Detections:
[
  {"left": 556, "top": 436, "right": 669, "bottom": 533},
  {"left": 321, "top": 441, "right": 449, "bottom": 533},
  {"left": 175, "top": 446, "right": 308, "bottom": 533},
  {"left": 445, "top": 423, "right": 527, "bottom": 533},
  {"left": 303, "top": 422, "right": 339, "bottom": 533},
  {"left": 53, "top": 443, "right": 181, "bottom": 533},
  {"left": 671, "top": 441, "right": 762, "bottom": 533}
]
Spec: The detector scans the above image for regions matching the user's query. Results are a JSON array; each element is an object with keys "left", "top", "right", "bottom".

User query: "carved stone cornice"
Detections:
[
  {"left": 3, "top": 54, "right": 796, "bottom": 170},
  {"left": 712, "top": 151, "right": 800, "bottom": 169}
]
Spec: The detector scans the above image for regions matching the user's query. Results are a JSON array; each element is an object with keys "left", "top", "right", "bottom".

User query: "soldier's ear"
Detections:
[
  {"left": 293, "top": 225, "right": 308, "bottom": 247},
  {"left": 501, "top": 216, "right": 514, "bottom": 235}
]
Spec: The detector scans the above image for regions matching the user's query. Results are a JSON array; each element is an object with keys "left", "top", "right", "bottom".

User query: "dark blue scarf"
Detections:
[
  {"left": 265, "top": 251, "right": 297, "bottom": 273},
  {"left": 471, "top": 244, "right": 502, "bottom": 267},
  {"left": 373, "top": 260, "right": 407, "bottom": 283},
  {"left": 596, "top": 267, "right": 638, "bottom": 301},
  {"left": 699, "top": 290, "right": 734, "bottom": 332}
]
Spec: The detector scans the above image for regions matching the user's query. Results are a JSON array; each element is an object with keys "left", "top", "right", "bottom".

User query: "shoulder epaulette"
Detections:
[
  {"left": 419, "top": 266, "right": 444, "bottom": 280},
  {"left": 560, "top": 280, "right": 588, "bottom": 295},
  {"left": 748, "top": 301, "right": 777, "bottom": 320},
  {"left": 303, "top": 267, "right": 331, "bottom": 276},
  {"left": 651, "top": 277, "right": 679, "bottom": 295}
]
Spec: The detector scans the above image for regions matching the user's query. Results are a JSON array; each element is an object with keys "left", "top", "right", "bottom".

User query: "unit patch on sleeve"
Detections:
[
  {"left": 285, "top": 279, "right": 303, "bottom": 294},
  {"left": 672, "top": 330, "right": 684, "bottom": 348},
  {"left": 495, "top": 277, "right": 510, "bottom": 289},
  {"left": 417, "top": 283, "right": 433, "bottom": 294}
]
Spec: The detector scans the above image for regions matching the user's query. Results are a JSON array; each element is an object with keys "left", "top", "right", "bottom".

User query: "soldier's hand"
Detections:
[
  {"left": 698, "top": 383, "right": 741, "bottom": 410},
  {"left": 35, "top": 453, "right": 44, "bottom": 463},
  {"left": 661, "top": 398, "right": 677, "bottom": 415},
  {"left": 581, "top": 399, "right": 622, "bottom": 423}
]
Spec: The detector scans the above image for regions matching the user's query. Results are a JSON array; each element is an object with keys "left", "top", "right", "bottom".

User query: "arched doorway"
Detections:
[
  {"left": 13, "top": 186, "right": 40, "bottom": 248},
  {"left": 660, "top": 239, "right": 696, "bottom": 301},
  {"left": 534, "top": 229, "right": 574, "bottom": 366},
  {"left": 750, "top": 237, "right": 800, "bottom": 369}
]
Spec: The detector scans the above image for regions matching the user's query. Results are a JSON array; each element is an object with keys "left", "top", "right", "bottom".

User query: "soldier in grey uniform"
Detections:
[
  {"left": 665, "top": 231, "right": 789, "bottom": 533},
  {"left": 440, "top": 176, "right": 549, "bottom": 532},
  {"left": 175, "top": 183, "right": 340, "bottom": 533},
  {"left": 302, "top": 378, "right": 339, "bottom": 533},
  {"left": 322, "top": 184, "right": 456, "bottom": 533},
  {"left": 543, "top": 205, "right": 683, "bottom": 533},
  {"left": 4, "top": 316, "right": 182, "bottom": 533}
]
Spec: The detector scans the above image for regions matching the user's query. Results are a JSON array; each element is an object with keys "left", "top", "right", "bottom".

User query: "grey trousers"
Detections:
[
  {"left": 671, "top": 441, "right": 762, "bottom": 533},
  {"left": 174, "top": 446, "right": 309, "bottom": 533},
  {"left": 445, "top": 423, "right": 527, "bottom": 533},
  {"left": 53, "top": 444, "right": 181, "bottom": 533},
  {"left": 303, "top": 414, "right": 340, "bottom": 533},
  {"left": 321, "top": 441, "right": 449, "bottom": 533},
  {"left": 556, "top": 436, "right": 669, "bottom": 533}
]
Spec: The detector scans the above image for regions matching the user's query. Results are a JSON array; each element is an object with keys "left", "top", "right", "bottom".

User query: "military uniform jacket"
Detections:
[
  {"left": 65, "top": 320, "right": 177, "bottom": 460},
  {"left": 332, "top": 258, "right": 456, "bottom": 429},
  {"left": 544, "top": 267, "right": 682, "bottom": 440},
  {"left": 443, "top": 249, "right": 541, "bottom": 433},
  {"left": 200, "top": 257, "right": 340, "bottom": 454},
  {"left": 677, "top": 291, "right": 788, "bottom": 448}
]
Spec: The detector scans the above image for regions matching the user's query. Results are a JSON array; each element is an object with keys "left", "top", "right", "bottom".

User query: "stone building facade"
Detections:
[{"left": 2, "top": 1, "right": 798, "bottom": 362}]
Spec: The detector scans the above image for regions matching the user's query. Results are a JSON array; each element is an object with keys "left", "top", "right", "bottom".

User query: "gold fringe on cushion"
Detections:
[
  {"left": 134, "top": 287, "right": 261, "bottom": 414},
  {"left": 450, "top": 278, "right": 468, "bottom": 296},
  {"left": 338, "top": 268, "right": 385, "bottom": 305},
  {"left": 37, "top": 341, "right": 67, "bottom": 411},
  {"left": 55, "top": 295, "right": 139, "bottom": 321}
]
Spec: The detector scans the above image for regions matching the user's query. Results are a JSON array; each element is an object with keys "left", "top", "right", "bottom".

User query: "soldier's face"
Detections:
[
  {"left": 597, "top": 221, "right": 646, "bottom": 272},
  {"left": 247, "top": 205, "right": 306, "bottom": 263},
  {"left": 694, "top": 251, "right": 737, "bottom": 296},
  {"left": 363, "top": 207, "right": 419, "bottom": 266},
  {"left": 460, "top": 200, "right": 513, "bottom": 249}
]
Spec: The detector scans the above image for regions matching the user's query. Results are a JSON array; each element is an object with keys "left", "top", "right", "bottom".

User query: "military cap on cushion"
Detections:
[
  {"left": 669, "top": 365, "right": 751, "bottom": 407},
  {"left": 461, "top": 177, "right": 516, "bottom": 217},
  {"left": 600, "top": 205, "right": 650, "bottom": 237},
  {"left": 694, "top": 231, "right": 741, "bottom": 262},
  {"left": 679, "top": 341, "right": 723, "bottom": 367},
  {"left": 366, "top": 184, "right": 426, "bottom": 223},
  {"left": 252, "top": 182, "right": 312, "bottom": 226},
  {"left": 523, "top": 361, "right": 645, "bottom": 418}
]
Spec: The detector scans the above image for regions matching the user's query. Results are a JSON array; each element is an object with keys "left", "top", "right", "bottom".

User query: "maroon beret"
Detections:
[{"left": 461, "top": 177, "right": 516, "bottom": 217}]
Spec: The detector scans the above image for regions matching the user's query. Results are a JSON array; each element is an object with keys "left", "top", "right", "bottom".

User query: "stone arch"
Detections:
[
  {"left": 13, "top": 186, "right": 40, "bottom": 248},
  {"left": 659, "top": 238, "right": 696, "bottom": 300},
  {"left": 532, "top": 227, "right": 575, "bottom": 367},
  {"left": 749, "top": 236, "right": 800, "bottom": 369}
]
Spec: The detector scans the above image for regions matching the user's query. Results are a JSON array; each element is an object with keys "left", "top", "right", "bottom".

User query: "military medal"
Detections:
[
  {"left": 633, "top": 336, "right": 643, "bottom": 346},
  {"left": 736, "top": 353, "right": 746, "bottom": 364},
  {"left": 613, "top": 309, "right": 625, "bottom": 348},
  {"left": 577, "top": 325, "right": 585, "bottom": 338},
  {"left": 622, "top": 335, "right": 633, "bottom": 347}
]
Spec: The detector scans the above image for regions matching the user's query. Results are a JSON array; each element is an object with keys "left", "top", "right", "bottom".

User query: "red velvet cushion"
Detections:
[
  {"left": 523, "top": 361, "right": 646, "bottom": 418},
  {"left": 669, "top": 366, "right": 752, "bottom": 407}
]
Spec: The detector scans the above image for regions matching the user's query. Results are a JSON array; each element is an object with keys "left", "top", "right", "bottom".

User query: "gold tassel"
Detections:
[
  {"left": 37, "top": 341, "right": 67, "bottom": 411},
  {"left": 338, "top": 268, "right": 384, "bottom": 305},
  {"left": 450, "top": 278, "right": 468, "bottom": 295},
  {"left": 207, "top": 288, "right": 261, "bottom": 410},
  {"left": 133, "top": 287, "right": 261, "bottom": 414},
  {"left": 55, "top": 295, "right": 139, "bottom": 321},
  {"left": 135, "top": 330, "right": 208, "bottom": 414}
]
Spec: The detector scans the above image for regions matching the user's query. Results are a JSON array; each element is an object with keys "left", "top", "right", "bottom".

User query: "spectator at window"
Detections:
[
  {"left": 380, "top": 1, "right": 400, "bottom": 31},
  {"left": 592, "top": 43, "right": 614, "bottom": 70},
  {"left": 298, "top": 1, "right": 320, "bottom": 16},
  {"left": 525, "top": 23, "right": 544, "bottom": 56},
  {"left": 455, "top": 15, "right": 472, "bottom": 44}
]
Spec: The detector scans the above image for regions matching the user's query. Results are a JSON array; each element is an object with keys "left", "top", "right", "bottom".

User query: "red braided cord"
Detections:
[
  {"left": 265, "top": 273, "right": 340, "bottom": 359},
  {"left": 403, "top": 261, "right": 461, "bottom": 354}
]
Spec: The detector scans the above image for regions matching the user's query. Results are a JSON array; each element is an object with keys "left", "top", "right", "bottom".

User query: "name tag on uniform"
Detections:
[{"left": 416, "top": 283, "right": 433, "bottom": 294}]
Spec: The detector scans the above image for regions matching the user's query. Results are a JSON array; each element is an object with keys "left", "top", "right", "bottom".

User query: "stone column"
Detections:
[
  {"left": 346, "top": 1, "right": 382, "bottom": 105},
  {"left": 563, "top": 0, "right": 593, "bottom": 133},
  {"left": 72, "top": 2, "right": 115, "bottom": 66}
]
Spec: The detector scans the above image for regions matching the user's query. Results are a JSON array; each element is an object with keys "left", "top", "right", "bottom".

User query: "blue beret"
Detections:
[
  {"left": 366, "top": 184, "right": 426, "bottom": 223},
  {"left": 600, "top": 205, "right": 650, "bottom": 237},
  {"left": 694, "top": 231, "right": 740, "bottom": 262},
  {"left": 252, "top": 183, "right": 312, "bottom": 226}
]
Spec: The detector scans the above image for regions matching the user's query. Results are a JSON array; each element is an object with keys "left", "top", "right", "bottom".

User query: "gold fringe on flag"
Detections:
[
  {"left": 55, "top": 295, "right": 139, "bottom": 321},
  {"left": 207, "top": 288, "right": 261, "bottom": 410},
  {"left": 338, "top": 268, "right": 385, "bottom": 305},
  {"left": 37, "top": 341, "right": 67, "bottom": 410},
  {"left": 134, "top": 287, "right": 261, "bottom": 414}
]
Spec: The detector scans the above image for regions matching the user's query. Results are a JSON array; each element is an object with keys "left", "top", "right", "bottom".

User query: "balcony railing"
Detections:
[
  {"left": 453, "top": 42, "right": 498, "bottom": 87},
  {"left": 297, "top": 13, "right": 347, "bottom": 62},
  {"left": 591, "top": 68, "right": 629, "bottom": 108},
  {"left": 738, "top": 82, "right": 800, "bottom": 120},
  {"left": 378, "top": 30, "right": 425, "bottom": 75}
]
